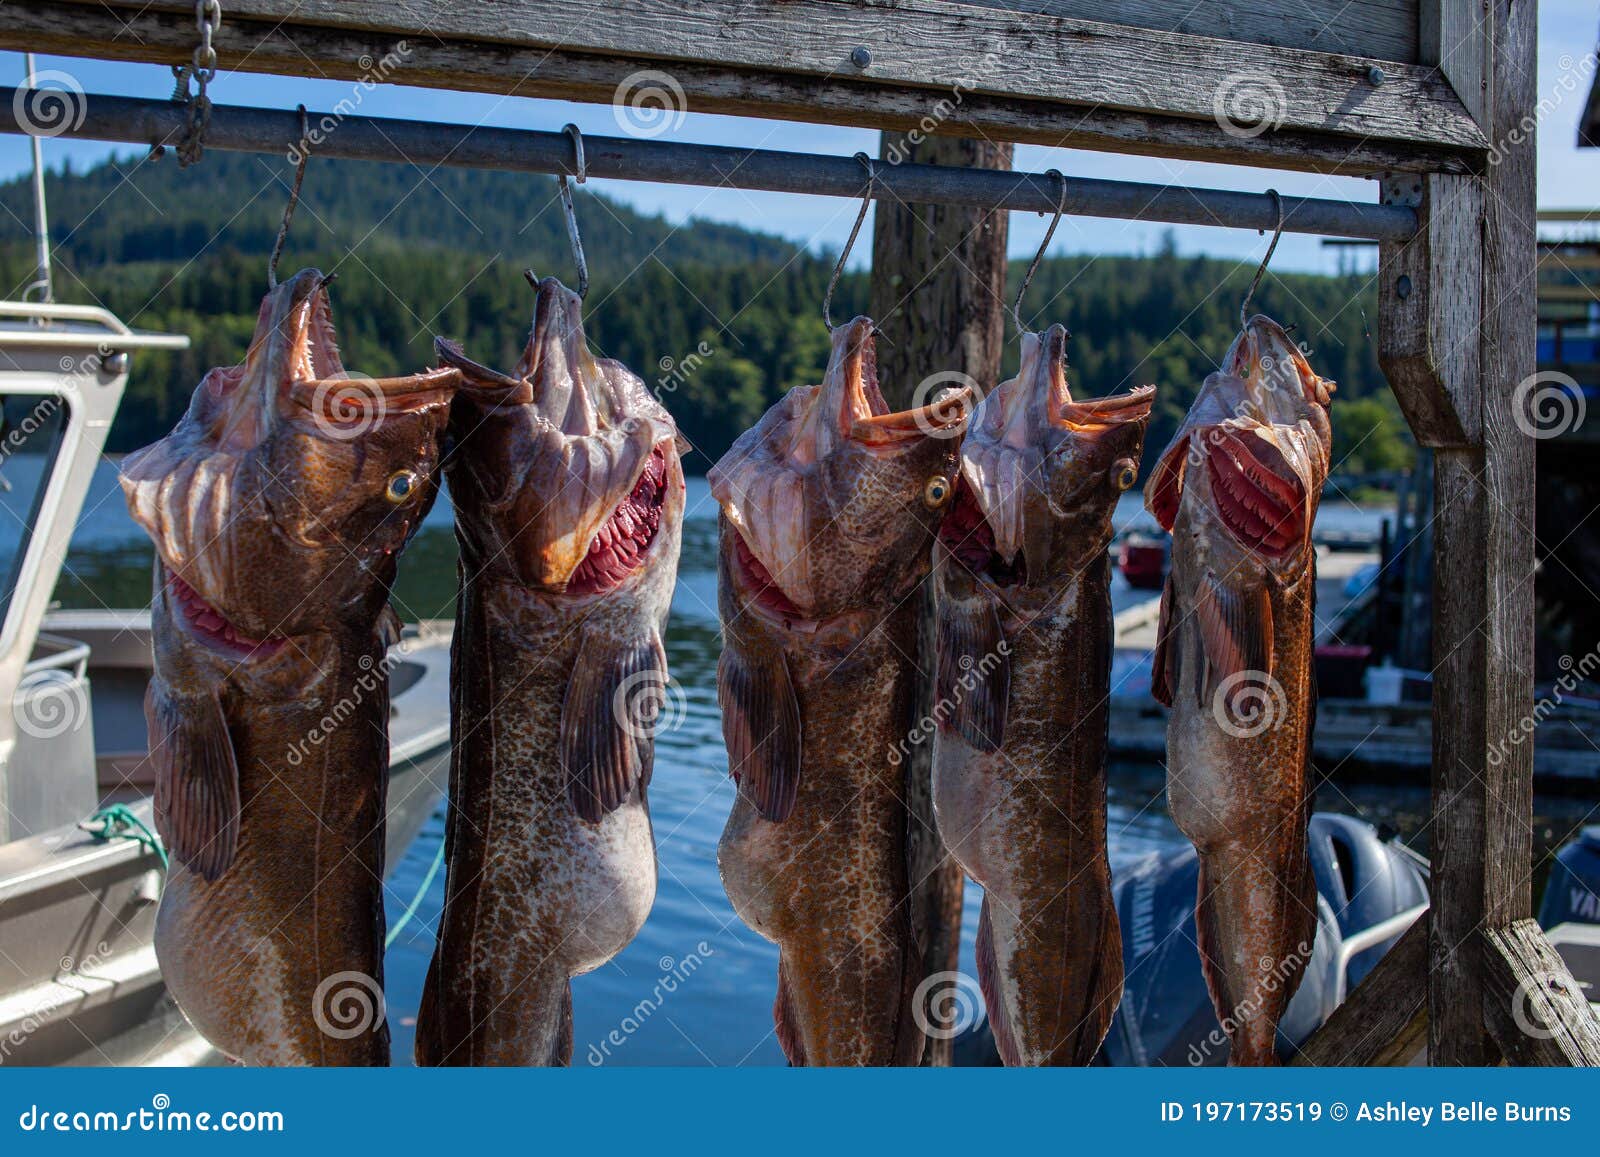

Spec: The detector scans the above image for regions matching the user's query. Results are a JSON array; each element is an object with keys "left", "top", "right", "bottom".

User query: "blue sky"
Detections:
[{"left": 2, "top": 0, "right": 1597, "bottom": 276}]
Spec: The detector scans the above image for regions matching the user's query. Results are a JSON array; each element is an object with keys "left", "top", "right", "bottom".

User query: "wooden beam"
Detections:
[
  {"left": 1291, "top": 917, "right": 1429, "bottom": 1066},
  {"left": 954, "top": 0, "right": 1419, "bottom": 63},
  {"left": 1427, "top": 0, "right": 1538, "bottom": 1067},
  {"left": 1482, "top": 920, "right": 1600, "bottom": 1065},
  {"left": 54, "top": 0, "right": 1481, "bottom": 145},
  {"left": 1377, "top": 173, "right": 1483, "bottom": 447},
  {"left": 1421, "top": 0, "right": 1489, "bottom": 129},
  {"left": 3, "top": 0, "right": 1486, "bottom": 176}
]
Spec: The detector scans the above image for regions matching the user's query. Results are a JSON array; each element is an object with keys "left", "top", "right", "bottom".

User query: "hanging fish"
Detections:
[
  {"left": 711, "top": 316, "right": 972, "bottom": 1065},
  {"left": 120, "top": 269, "right": 465, "bottom": 1065},
  {"left": 416, "top": 275, "right": 684, "bottom": 1066},
  {"left": 1143, "top": 314, "right": 1334, "bottom": 1065},
  {"left": 932, "top": 324, "right": 1153, "bottom": 1065}
]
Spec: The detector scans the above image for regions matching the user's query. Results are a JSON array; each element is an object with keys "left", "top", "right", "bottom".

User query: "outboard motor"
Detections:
[
  {"left": 1098, "top": 844, "right": 1341, "bottom": 1066},
  {"left": 953, "top": 812, "right": 1429, "bottom": 1065},
  {"left": 1539, "top": 826, "right": 1600, "bottom": 927},
  {"left": 1308, "top": 813, "right": 1429, "bottom": 989},
  {"left": 1098, "top": 813, "right": 1427, "bottom": 1065}
]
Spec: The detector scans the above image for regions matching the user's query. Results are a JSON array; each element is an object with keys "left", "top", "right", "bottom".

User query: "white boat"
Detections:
[{"left": 0, "top": 299, "right": 452, "bottom": 1066}]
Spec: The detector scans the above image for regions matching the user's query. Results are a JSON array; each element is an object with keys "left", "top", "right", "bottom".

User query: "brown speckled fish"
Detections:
[
  {"left": 1144, "top": 315, "right": 1334, "bottom": 1065},
  {"left": 710, "top": 316, "right": 971, "bottom": 1066},
  {"left": 932, "top": 324, "right": 1152, "bottom": 1065},
  {"left": 120, "top": 269, "right": 463, "bottom": 1064},
  {"left": 416, "top": 275, "right": 684, "bottom": 1066}
]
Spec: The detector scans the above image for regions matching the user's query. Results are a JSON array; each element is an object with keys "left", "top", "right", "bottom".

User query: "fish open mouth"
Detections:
[
  {"left": 937, "top": 475, "right": 1027, "bottom": 586},
  {"left": 728, "top": 527, "right": 809, "bottom": 623},
  {"left": 166, "top": 570, "right": 287, "bottom": 660},
  {"left": 566, "top": 445, "right": 672, "bottom": 597},
  {"left": 1200, "top": 427, "right": 1306, "bottom": 555}
]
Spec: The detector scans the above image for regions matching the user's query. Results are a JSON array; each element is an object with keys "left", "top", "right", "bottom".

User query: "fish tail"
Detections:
[
  {"left": 414, "top": 955, "right": 445, "bottom": 1066},
  {"left": 1050, "top": 885, "right": 1124, "bottom": 1066},
  {"left": 773, "top": 957, "right": 807, "bottom": 1067},
  {"left": 1196, "top": 837, "right": 1316, "bottom": 1067},
  {"left": 975, "top": 898, "right": 1020, "bottom": 1067},
  {"left": 551, "top": 981, "right": 574, "bottom": 1067}
]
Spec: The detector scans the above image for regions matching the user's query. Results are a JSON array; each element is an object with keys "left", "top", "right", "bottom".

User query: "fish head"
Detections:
[
  {"left": 120, "top": 269, "right": 463, "bottom": 656},
  {"left": 437, "top": 275, "right": 685, "bottom": 598},
  {"left": 941, "top": 325, "right": 1154, "bottom": 586},
  {"left": 1145, "top": 314, "right": 1334, "bottom": 570},
  {"left": 710, "top": 316, "right": 972, "bottom": 626}
]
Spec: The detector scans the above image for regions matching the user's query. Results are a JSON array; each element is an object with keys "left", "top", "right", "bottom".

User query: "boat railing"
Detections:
[
  {"left": 23, "top": 631, "right": 90, "bottom": 682},
  {"left": 0, "top": 300, "right": 190, "bottom": 352}
]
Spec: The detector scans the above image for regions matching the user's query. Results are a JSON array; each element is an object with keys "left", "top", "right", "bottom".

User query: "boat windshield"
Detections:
[{"left": 0, "top": 392, "right": 70, "bottom": 630}]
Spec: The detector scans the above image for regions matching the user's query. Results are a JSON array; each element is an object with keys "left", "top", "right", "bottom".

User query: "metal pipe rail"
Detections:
[{"left": 0, "top": 89, "right": 1418, "bottom": 242}]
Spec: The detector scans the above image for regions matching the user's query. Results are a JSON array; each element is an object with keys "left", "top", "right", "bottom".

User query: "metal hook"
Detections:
[
  {"left": 1011, "top": 168, "right": 1067, "bottom": 337},
  {"left": 268, "top": 105, "right": 310, "bottom": 290},
  {"left": 558, "top": 123, "right": 590, "bottom": 299},
  {"left": 823, "top": 152, "right": 876, "bottom": 332},
  {"left": 1240, "top": 188, "right": 1284, "bottom": 328}
]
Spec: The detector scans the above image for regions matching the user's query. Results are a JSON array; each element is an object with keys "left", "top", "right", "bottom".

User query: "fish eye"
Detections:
[
  {"left": 923, "top": 475, "right": 952, "bottom": 509},
  {"left": 1111, "top": 459, "right": 1139, "bottom": 492},
  {"left": 385, "top": 470, "right": 419, "bottom": 504}
]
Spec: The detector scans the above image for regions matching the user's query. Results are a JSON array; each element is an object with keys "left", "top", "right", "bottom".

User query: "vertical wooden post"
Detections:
[
  {"left": 870, "top": 130, "right": 1011, "bottom": 1066},
  {"left": 1427, "top": 0, "right": 1537, "bottom": 1065}
]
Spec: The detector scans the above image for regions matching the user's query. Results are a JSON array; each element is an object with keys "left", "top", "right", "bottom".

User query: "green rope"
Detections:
[
  {"left": 82, "top": 804, "right": 168, "bottom": 871},
  {"left": 385, "top": 839, "right": 445, "bottom": 949}
]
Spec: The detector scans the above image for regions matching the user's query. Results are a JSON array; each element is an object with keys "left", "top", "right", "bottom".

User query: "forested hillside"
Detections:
[{"left": 0, "top": 152, "right": 1410, "bottom": 475}]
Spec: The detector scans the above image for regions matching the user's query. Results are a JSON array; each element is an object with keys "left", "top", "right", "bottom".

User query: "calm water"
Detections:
[{"left": 53, "top": 461, "right": 1585, "bottom": 1065}]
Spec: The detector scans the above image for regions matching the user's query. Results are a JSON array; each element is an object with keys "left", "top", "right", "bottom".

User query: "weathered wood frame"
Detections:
[{"left": 4, "top": 0, "right": 1596, "bottom": 1065}]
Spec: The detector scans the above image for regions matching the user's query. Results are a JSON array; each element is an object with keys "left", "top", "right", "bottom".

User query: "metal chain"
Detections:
[{"left": 169, "top": 0, "right": 221, "bottom": 167}]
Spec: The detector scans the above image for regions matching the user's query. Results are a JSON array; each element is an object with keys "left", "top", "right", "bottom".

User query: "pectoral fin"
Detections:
[
  {"left": 561, "top": 629, "right": 665, "bottom": 822},
  {"left": 1151, "top": 575, "right": 1176, "bottom": 708},
  {"left": 936, "top": 597, "right": 1009, "bottom": 750},
  {"left": 718, "top": 633, "right": 801, "bottom": 822},
  {"left": 1194, "top": 576, "right": 1274, "bottom": 711},
  {"left": 146, "top": 677, "right": 240, "bottom": 881}
]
